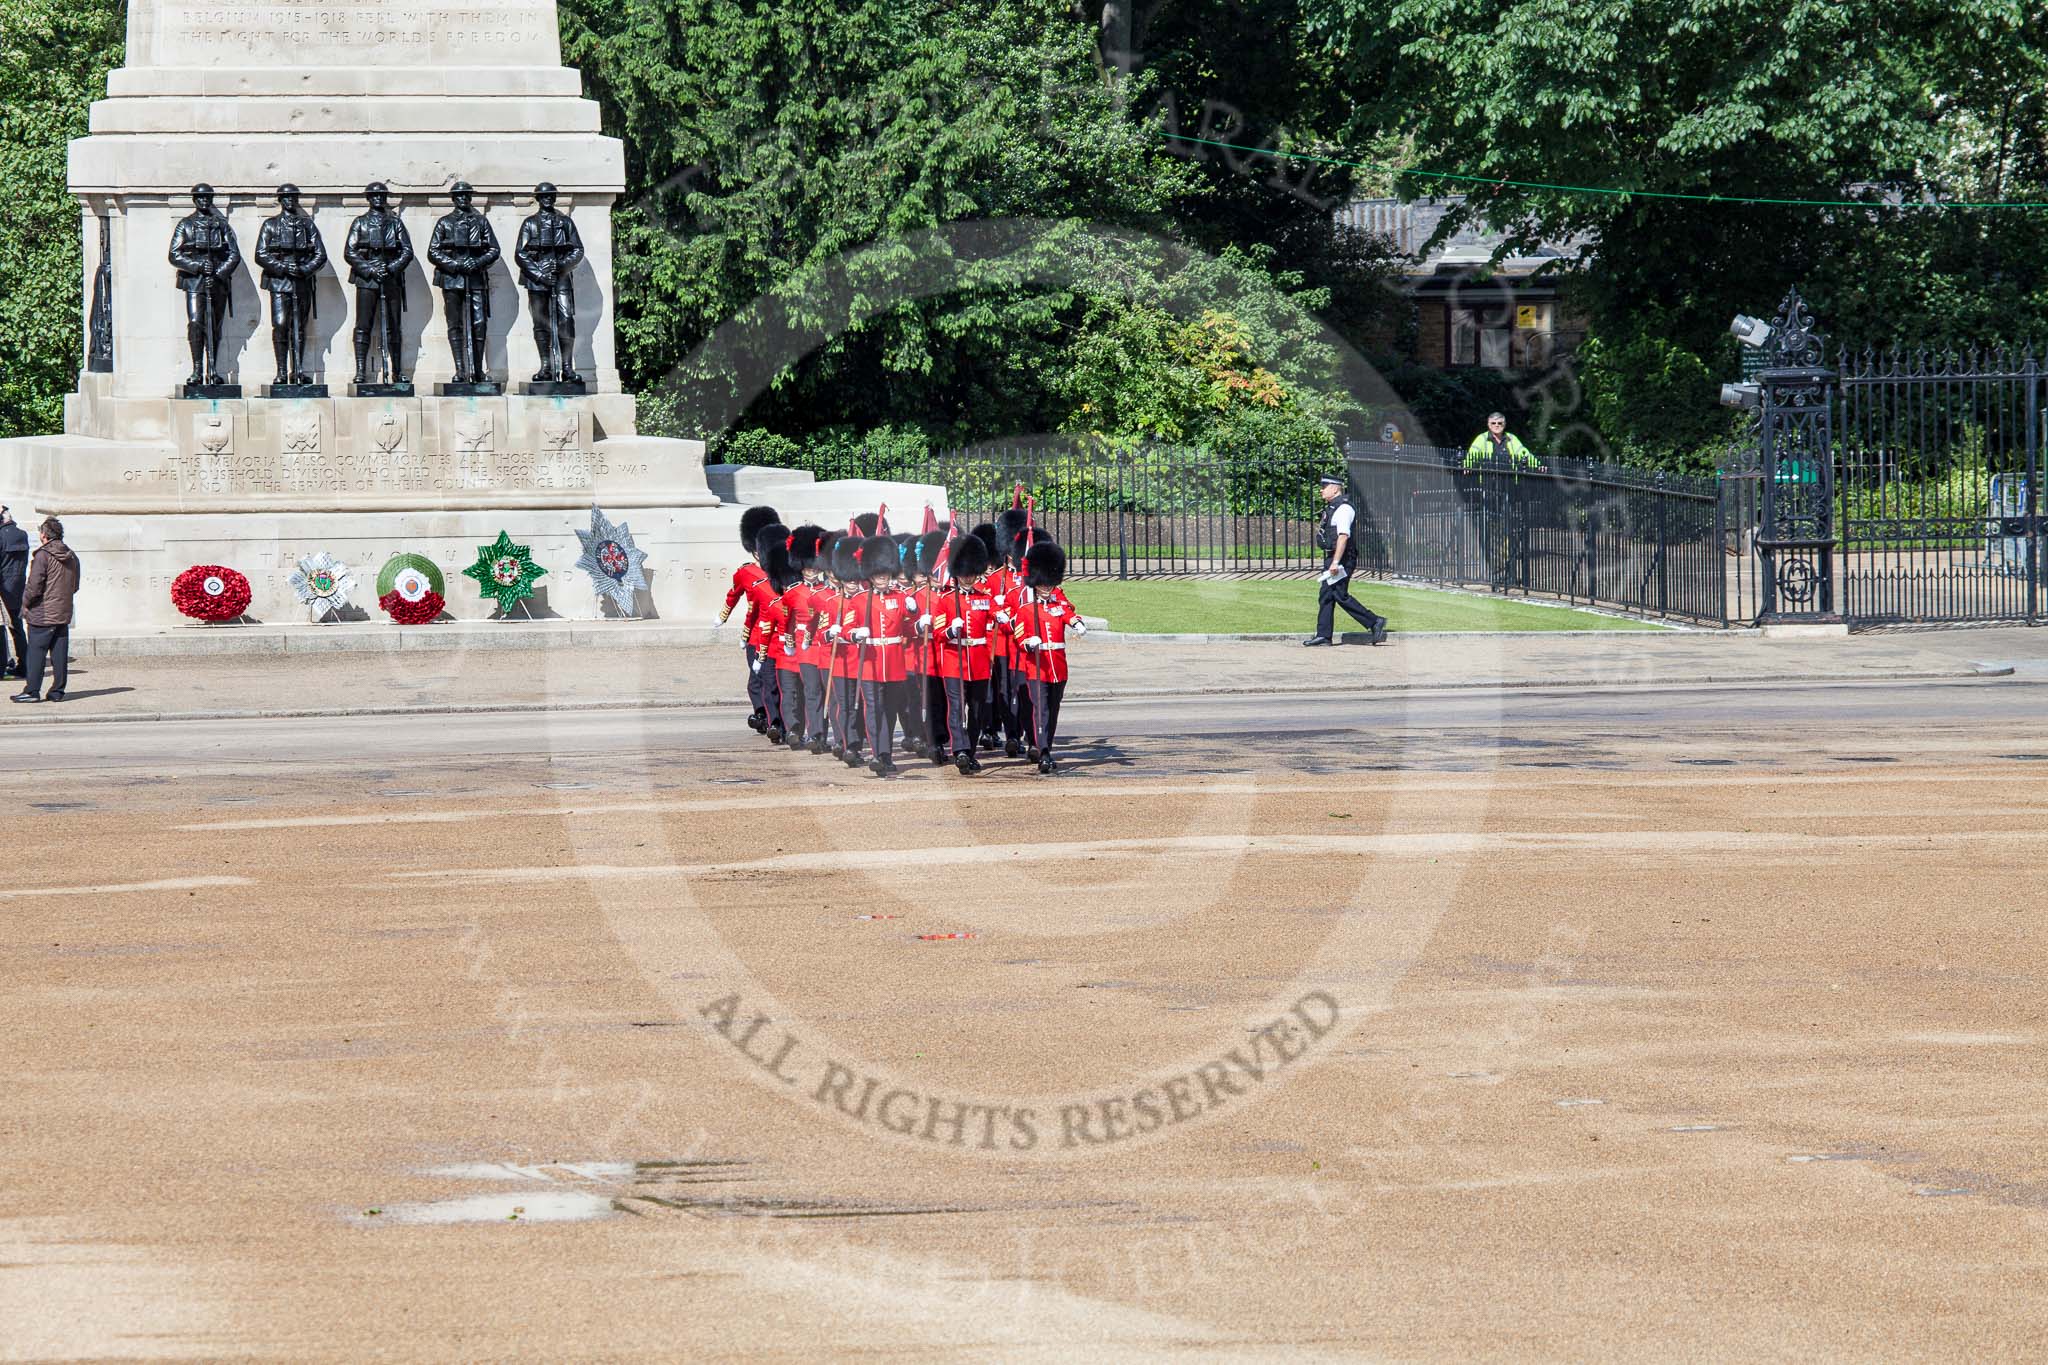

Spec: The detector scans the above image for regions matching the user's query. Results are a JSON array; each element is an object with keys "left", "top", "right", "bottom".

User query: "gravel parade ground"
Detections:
[{"left": 2, "top": 650, "right": 2044, "bottom": 1360}]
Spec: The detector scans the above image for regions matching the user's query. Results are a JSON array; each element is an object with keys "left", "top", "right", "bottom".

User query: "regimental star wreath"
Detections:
[
  {"left": 377, "top": 552, "right": 446, "bottom": 625},
  {"left": 287, "top": 551, "right": 357, "bottom": 621},
  {"left": 574, "top": 505, "right": 650, "bottom": 616},
  {"left": 463, "top": 530, "right": 548, "bottom": 615}
]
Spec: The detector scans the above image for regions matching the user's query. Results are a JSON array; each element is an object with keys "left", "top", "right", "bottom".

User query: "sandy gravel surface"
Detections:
[
  {"left": 1, "top": 685, "right": 2044, "bottom": 1360},
  {"left": 0, "top": 625, "right": 2028, "bottom": 725}
]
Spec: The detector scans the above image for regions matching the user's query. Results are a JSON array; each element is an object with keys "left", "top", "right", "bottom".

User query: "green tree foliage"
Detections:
[
  {"left": 0, "top": 0, "right": 124, "bottom": 439},
  {"left": 558, "top": 0, "right": 1371, "bottom": 448},
  {"left": 1305, "top": 0, "right": 2048, "bottom": 463}
]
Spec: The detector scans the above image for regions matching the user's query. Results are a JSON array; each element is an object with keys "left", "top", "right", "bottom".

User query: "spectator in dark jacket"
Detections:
[
  {"left": 14, "top": 517, "right": 79, "bottom": 703},
  {"left": 0, "top": 508, "right": 28, "bottom": 679}
]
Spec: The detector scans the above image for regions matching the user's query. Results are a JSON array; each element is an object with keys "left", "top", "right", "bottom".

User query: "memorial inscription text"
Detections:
[{"left": 155, "top": 1, "right": 555, "bottom": 63}]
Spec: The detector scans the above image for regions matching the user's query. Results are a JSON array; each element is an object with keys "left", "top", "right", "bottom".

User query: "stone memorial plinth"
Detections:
[{"left": 0, "top": 0, "right": 912, "bottom": 629}]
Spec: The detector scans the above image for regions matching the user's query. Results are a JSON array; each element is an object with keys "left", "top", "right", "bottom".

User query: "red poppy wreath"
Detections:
[{"left": 171, "top": 565, "right": 252, "bottom": 622}]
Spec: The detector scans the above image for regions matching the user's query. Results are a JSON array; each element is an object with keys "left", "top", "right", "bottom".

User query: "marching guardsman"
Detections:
[
  {"left": 758, "top": 528, "right": 801, "bottom": 744},
  {"left": 1017, "top": 541, "right": 1083, "bottom": 774},
  {"left": 826, "top": 535, "right": 867, "bottom": 761},
  {"left": 720, "top": 505, "right": 780, "bottom": 732},
  {"left": 802, "top": 532, "right": 843, "bottom": 754},
  {"left": 935, "top": 531, "right": 995, "bottom": 773},
  {"left": 989, "top": 506, "right": 1031, "bottom": 756},
  {"left": 843, "top": 536, "right": 912, "bottom": 777},
  {"left": 913, "top": 527, "right": 950, "bottom": 763},
  {"left": 781, "top": 527, "right": 826, "bottom": 751},
  {"left": 750, "top": 522, "right": 792, "bottom": 742}
]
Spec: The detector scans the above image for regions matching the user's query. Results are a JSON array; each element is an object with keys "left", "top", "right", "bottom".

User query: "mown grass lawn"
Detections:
[{"left": 1066, "top": 578, "right": 1670, "bottom": 634}]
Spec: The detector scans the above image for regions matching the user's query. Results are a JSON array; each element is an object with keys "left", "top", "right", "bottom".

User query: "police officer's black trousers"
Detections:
[{"left": 1316, "top": 573, "right": 1384, "bottom": 639}]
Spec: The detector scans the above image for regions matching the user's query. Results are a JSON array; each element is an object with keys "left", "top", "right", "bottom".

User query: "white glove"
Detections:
[
  {"left": 994, "top": 609, "right": 1012, "bottom": 625},
  {"left": 1022, "top": 636, "right": 1042, "bottom": 651},
  {"left": 917, "top": 613, "right": 932, "bottom": 630},
  {"left": 750, "top": 657, "right": 763, "bottom": 674},
  {"left": 850, "top": 627, "right": 872, "bottom": 642},
  {"left": 825, "top": 625, "right": 842, "bottom": 642},
  {"left": 1070, "top": 621, "right": 1088, "bottom": 636}
]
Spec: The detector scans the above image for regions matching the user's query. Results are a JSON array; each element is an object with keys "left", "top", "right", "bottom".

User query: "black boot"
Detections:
[
  {"left": 1038, "top": 755, "right": 1057, "bottom": 775},
  {"left": 1005, "top": 738, "right": 1022, "bottom": 758},
  {"left": 765, "top": 725, "right": 784, "bottom": 744},
  {"left": 808, "top": 737, "right": 828, "bottom": 755},
  {"left": 929, "top": 747, "right": 949, "bottom": 766},
  {"left": 869, "top": 755, "right": 896, "bottom": 778},
  {"left": 954, "top": 752, "right": 981, "bottom": 775}
]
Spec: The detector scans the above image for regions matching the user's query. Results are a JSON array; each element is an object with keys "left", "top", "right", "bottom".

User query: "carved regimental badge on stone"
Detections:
[
  {"left": 194, "top": 413, "right": 233, "bottom": 455},
  {"left": 539, "top": 410, "right": 579, "bottom": 455},
  {"left": 368, "top": 410, "right": 408, "bottom": 457},
  {"left": 281, "top": 413, "right": 323, "bottom": 456},
  {"left": 453, "top": 412, "right": 495, "bottom": 456}
]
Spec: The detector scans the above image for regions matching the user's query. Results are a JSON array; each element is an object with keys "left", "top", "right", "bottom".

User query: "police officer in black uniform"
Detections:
[{"left": 1304, "top": 473, "right": 1388, "bottom": 646}]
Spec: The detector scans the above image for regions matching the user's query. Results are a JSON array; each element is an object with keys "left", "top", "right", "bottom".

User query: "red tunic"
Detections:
[
  {"left": 1017, "top": 586, "right": 1078, "bottom": 685},
  {"left": 725, "top": 562, "right": 767, "bottom": 637},
  {"left": 842, "top": 588, "right": 911, "bottom": 684},
  {"left": 933, "top": 582, "right": 994, "bottom": 682},
  {"left": 769, "top": 585, "right": 805, "bottom": 674},
  {"left": 990, "top": 565, "right": 1026, "bottom": 665}
]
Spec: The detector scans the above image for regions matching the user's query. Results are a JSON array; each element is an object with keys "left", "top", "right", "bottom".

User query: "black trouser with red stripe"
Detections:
[
  {"left": 801, "top": 664, "right": 828, "bottom": 743},
  {"left": 1014, "top": 675, "right": 1067, "bottom": 755},
  {"left": 776, "top": 667, "right": 803, "bottom": 737},
  {"left": 744, "top": 645, "right": 767, "bottom": 720},
  {"left": 858, "top": 679, "right": 910, "bottom": 760},
  {"left": 941, "top": 675, "right": 986, "bottom": 758}
]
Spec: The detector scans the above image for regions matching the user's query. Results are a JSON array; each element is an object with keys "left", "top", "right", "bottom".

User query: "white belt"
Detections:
[
  {"left": 864, "top": 636, "right": 904, "bottom": 645},
  {"left": 950, "top": 637, "right": 987, "bottom": 646},
  {"left": 1038, "top": 641, "right": 1067, "bottom": 651}
]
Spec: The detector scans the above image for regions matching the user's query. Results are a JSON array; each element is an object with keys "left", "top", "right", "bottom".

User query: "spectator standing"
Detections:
[
  {"left": 14, "top": 517, "right": 79, "bottom": 703},
  {"left": 1462, "top": 412, "right": 1541, "bottom": 471},
  {"left": 0, "top": 508, "right": 28, "bottom": 679}
]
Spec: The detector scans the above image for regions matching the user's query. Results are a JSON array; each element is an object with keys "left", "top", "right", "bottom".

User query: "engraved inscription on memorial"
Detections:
[
  {"left": 125, "top": 447, "right": 645, "bottom": 497},
  {"left": 153, "top": 2, "right": 557, "bottom": 65}
]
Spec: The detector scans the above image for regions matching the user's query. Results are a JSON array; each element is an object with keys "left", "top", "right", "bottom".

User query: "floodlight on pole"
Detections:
[
  {"left": 1730, "top": 314, "right": 1773, "bottom": 349},
  {"left": 1720, "top": 382, "right": 1761, "bottom": 410}
]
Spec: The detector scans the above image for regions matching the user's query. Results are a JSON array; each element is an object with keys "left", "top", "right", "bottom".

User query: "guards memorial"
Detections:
[{"left": 0, "top": 1, "right": 920, "bottom": 627}]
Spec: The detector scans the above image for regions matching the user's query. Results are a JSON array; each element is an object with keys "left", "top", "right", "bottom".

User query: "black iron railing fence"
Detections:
[
  {"left": 746, "top": 441, "right": 1760, "bottom": 622},
  {"left": 1345, "top": 442, "right": 1758, "bottom": 626},
  {"left": 756, "top": 444, "right": 1332, "bottom": 578}
]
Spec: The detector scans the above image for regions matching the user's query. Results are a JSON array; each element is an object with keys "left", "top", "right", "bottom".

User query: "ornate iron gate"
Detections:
[{"left": 1836, "top": 344, "right": 2043, "bottom": 625}]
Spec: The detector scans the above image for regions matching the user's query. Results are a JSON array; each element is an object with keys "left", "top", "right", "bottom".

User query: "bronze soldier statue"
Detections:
[
  {"left": 428, "top": 182, "right": 501, "bottom": 389},
  {"left": 167, "top": 184, "right": 239, "bottom": 390},
  {"left": 515, "top": 182, "right": 586, "bottom": 387},
  {"left": 254, "top": 184, "right": 329, "bottom": 389},
  {"left": 343, "top": 182, "right": 415, "bottom": 390}
]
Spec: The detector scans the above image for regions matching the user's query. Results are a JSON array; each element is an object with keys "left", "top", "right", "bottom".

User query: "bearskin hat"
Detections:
[
  {"left": 831, "top": 534, "right": 864, "bottom": 582},
  {"left": 995, "top": 507, "right": 1030, "bottom": 562},
  {"left": 852, "top": 511, "right": 881, "bottom": 536},
  {"left": 761, "top": 528, "right": 796, "bottom": 591},
  {"left": 1025, "top": 540, "right": 1066, "bottom": 589},
  {"left": 949, "top": 531, "right": 991, "bottom": 580},
  {"left": 914, "top": 530, "right": 948, "bottom": 578},
  {"left": 788, "top": 525, "right": 826, "bottom": 571},
  {"left": 739, "top": 504, "right": 781, "bottom": 552},
  {"left": 860, "top": 534, "right": 900, "bottom": 578},
  {"left": 971, "top": 522, "right": 1000, "bottom": 563}
]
